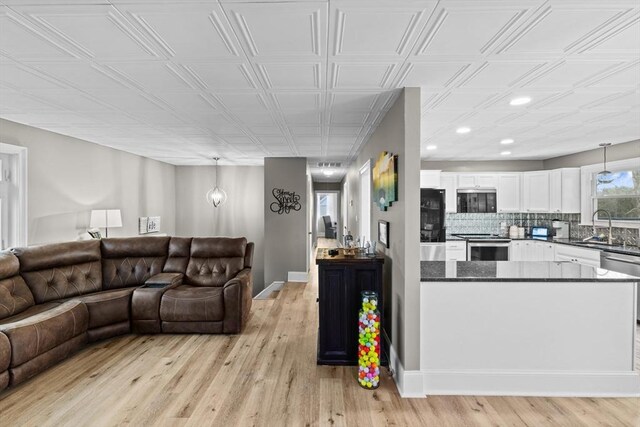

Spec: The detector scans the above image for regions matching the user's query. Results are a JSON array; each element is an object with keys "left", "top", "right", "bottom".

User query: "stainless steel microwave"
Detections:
[{"left": 456, "top": 188, "right": 497, "bottom": 213}]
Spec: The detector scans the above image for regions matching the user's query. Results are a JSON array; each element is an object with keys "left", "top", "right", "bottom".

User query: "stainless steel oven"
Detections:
[
  {"left": 467, "top": 239, "right": 510, "bottom": 261},
  {"left": 600, "top": 251, "right": 640, "bottom": 321}
]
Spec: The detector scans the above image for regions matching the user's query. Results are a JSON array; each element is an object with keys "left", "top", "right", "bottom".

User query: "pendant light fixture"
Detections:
[
  {"left": 596, "top": 143, "right": 615, "bottom": 184},
  {"left": 206, "top": 157, "right": 227, "bottom": 207}
]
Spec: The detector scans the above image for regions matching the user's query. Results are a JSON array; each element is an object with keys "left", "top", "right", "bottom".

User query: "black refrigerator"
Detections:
[{"left": 420, "top": 189, "right": 446, "bottom": 243}]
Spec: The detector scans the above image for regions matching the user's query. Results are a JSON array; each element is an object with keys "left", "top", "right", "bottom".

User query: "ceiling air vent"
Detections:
[{"left": 317, "top": 162, "right": 341, "bottom": 168}]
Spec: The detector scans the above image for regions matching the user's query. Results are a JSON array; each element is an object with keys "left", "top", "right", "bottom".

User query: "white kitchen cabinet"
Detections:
[
  {"left": 511, "top": 240, "right": 545, "bottom": 261},
  {"left": 522, "top": 171, "right": 550, "bottom": 212},
  {"left": 497, "top": 174, "right": 521, "bottom": 212},
  {"left": 554, "top": 244, "right": 600, "bottom": 267},
  {"left": 549, "top": 168, "right": 580, "bottom": 213},
  {"left": 440, "top": 173, "right": 457, "bottom": 213},
  {"left": 510, "top": 241, "right": 524, "bottom": 261},
  {"left": 542, "top": 242, "right": 555, "bottom": 261},
  {"left": 421, "top": 170, "right": 441, "bottom": 188},
  {"left": 456, "top": 173, "right": 497, "bottom": 189},
  {"left": 457, "top": 174, "right": 475, "bottom": 188},
  {"left": 446, "top": 241, "right": 467, "bottom": 261}
]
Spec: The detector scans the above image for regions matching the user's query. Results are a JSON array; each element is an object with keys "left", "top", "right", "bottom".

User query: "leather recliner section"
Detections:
[
  {"left": 0, "top": 252, "right": 35, "bottom": 321},
  {"left": 12, "top": 241, "right": 102, "bottom": 304},
  {"left": 100, "top": 237, "right": 170, "bottom": 290},
  {"left": 0, "top": 333, "right": 9, "bottom": 391},
  {"left": 0, "top": 300, "right": 88, "bottom": 386}
]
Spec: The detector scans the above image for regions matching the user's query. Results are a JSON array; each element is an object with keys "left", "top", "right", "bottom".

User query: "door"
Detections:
[
  {"left": 0, "top": 147, "right": 27, "bottom": 250},
  {"left": 359, "top": 160, "right": 371, "bottom": 243}
]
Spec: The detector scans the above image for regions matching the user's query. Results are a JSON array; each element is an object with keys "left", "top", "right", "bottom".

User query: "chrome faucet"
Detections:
[{"left": 591, "top": 209, "right": 613, "bottom": 245}]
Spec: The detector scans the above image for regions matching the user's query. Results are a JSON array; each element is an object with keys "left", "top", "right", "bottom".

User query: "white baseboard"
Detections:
[
  {"left": 287, "top": 271, "right": 308, "bottom": 282},
  {"left": 421, "top": 370, "right": 640, "bottom": 397},
  {"left": 254, "top": 281, "right": 284, "bottom": 300},
  {"left": 389, "top": 344, "right": 425, "bottom": 398}
]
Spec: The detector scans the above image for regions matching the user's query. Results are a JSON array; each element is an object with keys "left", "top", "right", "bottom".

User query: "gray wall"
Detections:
[
  {"left": 175, "top": 165, "right": 265, "bottom": 295},
  {"left": 344, "top": 88, "right": 422, "bottom": 371},
  {"left": 421, "top": 160, "right": 543, "bottom": 172},
  {"left": 0, "top": 119, "right": 176, "bottom": 244},
  {"left": 422, "top": 139, "right": 640, "bottom": 172},
  {"left": 543, "top": 139, "right": 640, "bottom": 169},
  {"left": 264, "top": 157, "right": 308, "bottom": 285}
]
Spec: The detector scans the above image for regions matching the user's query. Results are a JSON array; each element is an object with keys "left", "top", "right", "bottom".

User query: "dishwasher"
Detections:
[{"left": 600, "top": 251, "right": 640, "bottom": 321}]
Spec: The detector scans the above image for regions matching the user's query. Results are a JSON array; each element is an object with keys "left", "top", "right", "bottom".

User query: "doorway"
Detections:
[
  {"left": 315, "top": 191, "right": 339, "bottom": 241},
  {"left": 0, "top": 143, "right": 28, "bottom": 250},
  {"left": 359, "top": 160, "right": 371, "bottom": 243}
]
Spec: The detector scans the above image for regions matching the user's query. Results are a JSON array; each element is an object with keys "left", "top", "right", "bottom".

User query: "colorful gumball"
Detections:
[{"left": 357, "top": 290, "right": 381, "bottom": 389}]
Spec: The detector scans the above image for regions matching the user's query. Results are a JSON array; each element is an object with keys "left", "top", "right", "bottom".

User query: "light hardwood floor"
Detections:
[{"left": 1, "top": 246, "right": 639, "bottom": 426}]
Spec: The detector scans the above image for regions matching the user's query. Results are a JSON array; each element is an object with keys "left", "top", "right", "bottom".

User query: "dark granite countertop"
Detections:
[{"left": 420, "top": 261, "right": 640, "bottom": 282}]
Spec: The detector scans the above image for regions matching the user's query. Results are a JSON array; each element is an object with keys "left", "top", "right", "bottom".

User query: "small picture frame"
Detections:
[{"left": 378, "top": 220, "right": 389, "bottom": 248}]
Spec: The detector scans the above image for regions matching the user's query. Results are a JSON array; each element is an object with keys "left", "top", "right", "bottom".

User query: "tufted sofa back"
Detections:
[
  {"left": 0, "top": 251, "right": 35, "bottom": 320},
  {"left": 185, "top": 238, "right": 247, "bottom": 287},
  {"left": 13, "top": 241, "right": 102, "bottom": 304},
  {"left": 100, "top": 237, "right": 170, "bottom": 290}
]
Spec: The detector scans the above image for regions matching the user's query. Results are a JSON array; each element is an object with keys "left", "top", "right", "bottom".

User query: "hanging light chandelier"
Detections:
[
  {"left": 596, "top": 143, "right": 615, "bottom": 184},
  {"left": 206, "top": 157, "right": 227, "bottom": 207}
]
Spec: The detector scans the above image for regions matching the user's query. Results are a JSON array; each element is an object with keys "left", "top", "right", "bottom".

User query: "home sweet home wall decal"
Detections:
[{"left": 270, "top": 188, "right": 302, "bottom": 214}]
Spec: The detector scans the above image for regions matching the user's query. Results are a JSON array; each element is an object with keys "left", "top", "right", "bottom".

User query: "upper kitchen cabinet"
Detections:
[
  {"left": 457, "top": 173, "right": 497, "bottom": 189},
  {"left": 420, "top": 170, "right": 441, "bottom": 189},
  {"left": 522, "top": 171, "right": 550, "bottom": 212},
  {"left": 549, "top": 168, "right": 580, "bottom": 213},
  {"left": 497, "top": 174, "right": 521, "bottom": 212},
  {"left": 440, "top": 173, "right": 457, "bottom": 213}
]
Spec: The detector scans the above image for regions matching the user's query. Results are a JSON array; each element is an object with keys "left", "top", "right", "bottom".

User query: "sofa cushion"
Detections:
[
  {"left": 101, "top": 237, "right": 170, "bottom": 289},
  {"left": 0, "top": 302, "right": 62, "bottom": 325},
  {"left": 160, "top": 285, "right": 224, "bottom": 322},
  {"left": 61, "top": 288, "right": 135, "bottom": 330},
  {"left": 13, "top": 241, "right": 102, "bottom": 304},
  {"left": 0, "top": 300, "right": 88, "bottom": 367},
  {"left": 163, "top": 237, "right": 192, "bottom": 274},
  {"left": 0, "top": 252, "right": 35, "bottom": 320},
  {"left": 185, "top": 238, "right": 246, "bottom": 287}
]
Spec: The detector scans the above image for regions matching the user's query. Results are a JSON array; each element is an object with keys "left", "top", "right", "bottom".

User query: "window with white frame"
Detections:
[
  {"left": 592, "top": 168, "right": 640, "bottom": 221},
  {"left": 581, "top": 157, "right": 640, "bottom": 227}
]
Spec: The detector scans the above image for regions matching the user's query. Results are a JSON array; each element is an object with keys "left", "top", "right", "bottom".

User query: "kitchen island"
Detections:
[{"left": 417, "top": 260, "right": 639, "bottom": 397}]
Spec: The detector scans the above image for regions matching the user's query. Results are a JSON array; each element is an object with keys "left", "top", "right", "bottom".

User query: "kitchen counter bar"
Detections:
[{"left": 421, "top": 260, "right": 639, "bottom": 282}]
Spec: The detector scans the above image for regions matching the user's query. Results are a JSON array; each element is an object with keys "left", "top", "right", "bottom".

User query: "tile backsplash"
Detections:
[{"left": 445, "top": 212, "right": 639, "bottom": 246}]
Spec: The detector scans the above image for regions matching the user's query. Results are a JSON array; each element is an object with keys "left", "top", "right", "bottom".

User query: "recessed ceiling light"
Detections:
[
  {"left": 501, "top": 151, "right": 511, "bottom": 156},
  {"left": 426, "top": 145, "right": 437, "bottom": 150},
  {"left": 510, "top": 96, "right": 531, "bottom": 106},
  {"left": 500, "top": 138, "right": 514, "bottom": 145},
  {"left": 323, "top": 170, "right": 334, "bottom": 176},
  {"left": 456, "top": 127, "right": 471, "bottom": 134}
]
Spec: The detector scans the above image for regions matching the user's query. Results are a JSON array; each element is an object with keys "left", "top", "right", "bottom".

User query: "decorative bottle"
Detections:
[{"left": 358, "top": 290, "right": 381, "bottom": 389}]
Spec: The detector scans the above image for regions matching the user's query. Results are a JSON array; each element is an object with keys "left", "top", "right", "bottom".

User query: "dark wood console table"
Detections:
[{"left": 315, "top": 248, "right": 384, "bottom": 365}]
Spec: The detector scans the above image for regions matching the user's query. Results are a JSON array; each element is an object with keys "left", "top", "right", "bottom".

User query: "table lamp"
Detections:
[{"left": 89, "top": 209, "right": 122, "bottom": 238}]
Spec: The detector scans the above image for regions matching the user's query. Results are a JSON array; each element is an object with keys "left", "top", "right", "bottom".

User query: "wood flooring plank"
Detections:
[{"left": 1, "top": 244, "right": 638, "bottom": 427}]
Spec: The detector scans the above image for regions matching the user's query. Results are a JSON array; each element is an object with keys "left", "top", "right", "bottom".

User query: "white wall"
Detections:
[
  {"left": 0, "top": 119, "right": 176, "bottom": 244},
  {"left": 175, "top": 165, "right": 265, "bottom": 294}
]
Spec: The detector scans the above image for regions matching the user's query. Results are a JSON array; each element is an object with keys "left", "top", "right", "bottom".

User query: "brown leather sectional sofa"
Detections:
[{"left": 0, "top": 236, "right": 253, "bottom": 390}]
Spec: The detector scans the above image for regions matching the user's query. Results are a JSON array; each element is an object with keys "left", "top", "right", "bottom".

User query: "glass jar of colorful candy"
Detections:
[{"left": 358, "top": 290, "right": 380, "bottom": 389}]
